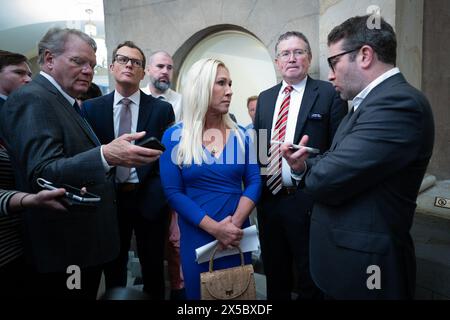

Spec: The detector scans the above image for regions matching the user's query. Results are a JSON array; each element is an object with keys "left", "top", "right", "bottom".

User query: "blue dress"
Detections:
[{"left": 160, "top": 123, "right": 262, "bottom": 299}]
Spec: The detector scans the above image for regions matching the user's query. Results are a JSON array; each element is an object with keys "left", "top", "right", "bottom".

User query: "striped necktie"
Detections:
[{"left": 266, "top": 86, "right": 293, "bottom": 195}]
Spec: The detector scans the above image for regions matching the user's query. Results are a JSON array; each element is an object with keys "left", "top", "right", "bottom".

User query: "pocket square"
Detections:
[{"left": 309, "top": 113, "right": 323, "bottom": 120}]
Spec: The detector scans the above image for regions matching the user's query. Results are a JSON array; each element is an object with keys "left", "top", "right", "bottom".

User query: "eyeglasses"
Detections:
[
  {"left": 327, "top": 48, "right": 361, "bottom": 72},
  {"left": 277, "top": 49, "right": 308, "bottom": 61},
  {"left": 115, "top": 54, "right": 144, "bottom": 68},
  {"left": 68, "top": 56, "right": 96, "bottom": 71}
]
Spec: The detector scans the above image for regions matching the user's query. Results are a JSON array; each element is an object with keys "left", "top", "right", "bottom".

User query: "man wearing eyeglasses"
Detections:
[
  {"left": 0, "top": 29, "right": 163, "bottom": 299},
  {"left": 82, "top": 41, "right": 174, "bottom": 299},
  {"left": 254, "top": 31, "right": 347, "bottom": 300},
  {"left": 282, "top": 16, "right": 434, "bottom": 299}
]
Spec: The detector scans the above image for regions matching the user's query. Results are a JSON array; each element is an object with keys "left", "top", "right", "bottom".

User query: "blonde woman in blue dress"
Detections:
[{"left": 160, "top": 58, "right": 262, "bottom": 299}]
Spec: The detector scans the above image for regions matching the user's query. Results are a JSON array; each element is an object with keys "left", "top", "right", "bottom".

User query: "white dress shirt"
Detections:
[
  {"left": 352, "top": 67, "right": 400, "bottom": 111},
  {"left": 113, "top": 90, "right": 141, "bottom": 183},
  {"left": 271, "top": 77, "right": 307, "bottom": 186},
  {"left": 142, "top": 86, "right": 182, "bottom": 122}
]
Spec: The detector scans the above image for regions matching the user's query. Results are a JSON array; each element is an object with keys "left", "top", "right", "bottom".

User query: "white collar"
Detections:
[
  {"left": 40, "top": 71, "right": 76, "bottom": 106},
  {"left": 114, "top": 89, "right": 141, "bottom": 106},
  {"left": 281, "top": 76, "right": 308, "bottom": 93},
  {"left": 352, "top": 67, "right": 400, "bottom": 110}
]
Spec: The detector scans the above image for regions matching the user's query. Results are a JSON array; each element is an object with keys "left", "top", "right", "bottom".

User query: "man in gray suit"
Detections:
[
  {"left": 0, "top": 28, "right": 162, "bottom": 299},
  {"left": 282, "top": 15, "right": 434, "bottom": 299}
]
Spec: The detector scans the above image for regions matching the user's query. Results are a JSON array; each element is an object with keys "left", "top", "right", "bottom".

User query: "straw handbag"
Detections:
[{"left": 200, "top": 246, "right": 256, "bottom": 300}]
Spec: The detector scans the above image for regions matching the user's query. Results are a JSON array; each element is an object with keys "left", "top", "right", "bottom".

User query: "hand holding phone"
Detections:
[
  {"left": 37, "top": 178, "right": 101, "bottom": 204},
  {"left": 271, "top": 140, "right": 320, "bottom": 154},
  {"left": 136, "top": 136, "right": 166, "bottom": 151}
]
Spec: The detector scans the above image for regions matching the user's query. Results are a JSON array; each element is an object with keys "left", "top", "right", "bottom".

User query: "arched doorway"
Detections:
[{"left": 176, "top": 29, "right": 276, "bottom": 127}]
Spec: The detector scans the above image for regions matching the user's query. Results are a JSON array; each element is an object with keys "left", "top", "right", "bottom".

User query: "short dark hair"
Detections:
[
  {"left": 327, "top": 15, "right": 397, "bottom": 65},
  {"left": 275, "top": 31, "right": 312, "bottom": 59},
  {"left": 0, "top": 50, "right": 28, "bottom": 72},
  {"left": 247, "top": 95, "right": 258, "bottom": 106},
  {"left": 38, "top": 28, "right": 97, "bottom": 65},
  {"left": 78, "top": 82, "right": 102, "bottom": 101},
  {"left": 112, "top": 41, "right": 146, "bottom": 68}
]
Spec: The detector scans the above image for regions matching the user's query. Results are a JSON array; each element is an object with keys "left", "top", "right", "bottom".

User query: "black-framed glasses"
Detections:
[
  {"left": 327, "top": 48, "right": 361, "bottom": 72},
  {"left": 115, "top": 54, "right": 144, "bottom": 68},
  {"left": 277, "top": 49, "right": 309, "bottom": 61}
]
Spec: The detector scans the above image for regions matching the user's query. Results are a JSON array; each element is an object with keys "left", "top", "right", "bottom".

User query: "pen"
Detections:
[{"left": 270, "top": 140, "right": 320, "bottom": 154}]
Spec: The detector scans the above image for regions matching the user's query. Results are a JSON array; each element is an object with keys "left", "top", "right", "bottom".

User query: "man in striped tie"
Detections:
[{"left": 254, "top": 31, "right": 347, "bottom": 300}]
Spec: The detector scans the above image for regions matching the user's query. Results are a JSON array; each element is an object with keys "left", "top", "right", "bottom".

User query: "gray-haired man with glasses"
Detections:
[
  {"left": 0, "top": 28, "right": 162, "bottom": 299},
  {"left": 254, "top": 31, "right": 347, "bottom": 300}
]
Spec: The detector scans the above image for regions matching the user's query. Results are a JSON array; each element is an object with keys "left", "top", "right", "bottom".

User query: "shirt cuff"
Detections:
[
  {"left": 291, "top": 161, "right": 307, "bottom": 184},
  {"left": 100, "top": 145, "right": 113, "bottom": 173}
]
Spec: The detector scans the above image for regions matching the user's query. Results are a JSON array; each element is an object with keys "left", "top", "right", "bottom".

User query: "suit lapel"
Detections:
[
  {"left": 293, "top": 77, "right": 318, "bottom": 144},
  {"left": 35, "top": 75, "right": 100, "bottom": 146},
  {"left": 330, "top": 73, "right": 407, "bottom": 150},
  {"left": 104, "top": 92, "right": 115, "bottom": 142},
  {"left": 264, "top": 83, "right": 282, "bottom": 142},
  {"left": 330, "top": 107, "right": 358, "bottom": 150},
  {"left": 137, "top": 91, "right": 154, "bottom": 133}
]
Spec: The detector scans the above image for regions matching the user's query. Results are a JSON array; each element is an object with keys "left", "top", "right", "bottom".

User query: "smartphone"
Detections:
[
  {"left": 37, "top": 178, "right": 101, "bottom": 203},
  {"left": 136, "top": 136, "right": 166, "bottom": 151},
  {"left": 270, "top": 140, "right": 320, "bottom": 154}
]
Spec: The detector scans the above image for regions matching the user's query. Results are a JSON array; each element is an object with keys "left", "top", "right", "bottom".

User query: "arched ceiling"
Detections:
[{"left": 0, "top": 0, "right": 104, "bottom": 57}]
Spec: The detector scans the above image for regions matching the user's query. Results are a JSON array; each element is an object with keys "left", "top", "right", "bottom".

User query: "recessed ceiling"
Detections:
[{"left": 0, "top": 0, "right": 104, "bottom": 56}]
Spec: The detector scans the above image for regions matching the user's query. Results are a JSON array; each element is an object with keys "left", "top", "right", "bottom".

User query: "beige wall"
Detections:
[
  {"left": 104, "top": 0, "right": 321, "bottom": 85},
  {"left": 104, "top": 0, "right": 447, "bottom": 178},
  {"left": 422, "top": 0, "right": 450, "bottom": 179}
]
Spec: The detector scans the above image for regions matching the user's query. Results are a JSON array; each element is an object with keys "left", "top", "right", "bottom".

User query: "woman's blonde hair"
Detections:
[{"left": 177, "top": 58, "right": 238, "bottom": 165}]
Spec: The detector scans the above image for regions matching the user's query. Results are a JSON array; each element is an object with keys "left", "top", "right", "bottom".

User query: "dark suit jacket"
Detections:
[
  {"left": 254, "top": 76, "right": 347, "bottom": 208},
  {"left": 303, "top": 73, "right": 435, "bottom": 299},
  {"left": 0, "top": 74, "right": 119, "bottom": 273},
  {"left": 82, "top": 90, "right": 175, "bottom": 221},
  {"left": 0, "top": 97, "right": 5, "bottom": 107}
]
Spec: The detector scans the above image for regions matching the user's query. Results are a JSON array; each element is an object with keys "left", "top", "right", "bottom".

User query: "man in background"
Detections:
[
  {"left": 245, "top": 95, "right": 258, "bottom": 130},
  {"left": 142, "top": 50, "right": 185, "bottom": 299},
  {"left": 254, "top": 31, "right": 347, "bottom": 300},
  {"left": 143, "top": 50, "right": 182, "bottom": 121},
  {"left": 0, "top": 50, "right": 32, "bottom": 106}
]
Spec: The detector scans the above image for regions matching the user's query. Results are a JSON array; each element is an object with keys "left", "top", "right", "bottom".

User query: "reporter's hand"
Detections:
[
  {"left": 102, "top": 131, "right": 163, "bottom": 167},
  {"left": 281, "top": 135, "right": 310, "bottom": 172},
  {"left": 23, "top": 188, "right": 68, "bottom": 212}
]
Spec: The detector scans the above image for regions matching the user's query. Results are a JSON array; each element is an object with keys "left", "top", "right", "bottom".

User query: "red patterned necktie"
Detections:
[{"left": 266, "top": 85, "right": 293, "bottom": 195}]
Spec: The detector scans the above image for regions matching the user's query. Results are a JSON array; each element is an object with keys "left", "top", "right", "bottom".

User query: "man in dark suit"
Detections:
[
  {"left": 0, "top": 50, "right": 32, "bottom": 106},
  {"left": 0, "top": 28, "right": 162, "bottom": 299},
  {"left": 283, "top": 15, "right": 434, "bottom": 299},
  {"left": 82, "top": 41, "right": 174, "bottom": 299},
  {"left": 254, "top": 31, "right": 347, "bottom": 300}
]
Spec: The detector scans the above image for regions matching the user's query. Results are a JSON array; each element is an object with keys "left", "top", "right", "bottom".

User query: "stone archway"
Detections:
[{"left": 173, "top": 25, "right": 276, "bottom": 126}]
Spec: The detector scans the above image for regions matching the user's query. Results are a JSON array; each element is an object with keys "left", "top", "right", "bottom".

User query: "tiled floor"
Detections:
[{"left": 97, "top": 251, "right": 267, "bottom": 300}]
